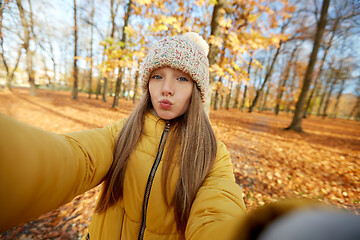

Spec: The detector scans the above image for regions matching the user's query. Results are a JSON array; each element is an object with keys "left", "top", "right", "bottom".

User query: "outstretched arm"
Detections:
[{"left": 0, "top": 114, "right": 125, "bottom": 231}]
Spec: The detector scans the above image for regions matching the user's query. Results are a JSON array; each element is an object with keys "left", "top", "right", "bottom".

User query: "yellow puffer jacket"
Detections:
[{"left": 0, "top": 112, "right": 246, "bottom": 239}]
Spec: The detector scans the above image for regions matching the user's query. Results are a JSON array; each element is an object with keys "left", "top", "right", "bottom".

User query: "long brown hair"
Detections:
[{"left": 95, "top": 84, "right": 217, "bottom": 233}]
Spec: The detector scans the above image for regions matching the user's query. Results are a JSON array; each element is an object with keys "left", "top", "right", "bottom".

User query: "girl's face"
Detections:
[{"left": 149, "top": 67, "right": 194, "bottom": 120}]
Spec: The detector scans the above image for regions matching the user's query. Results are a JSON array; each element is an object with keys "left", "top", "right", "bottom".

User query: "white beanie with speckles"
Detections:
[{"left": 140, "top": 32, "right": 209, "bottom": 102}]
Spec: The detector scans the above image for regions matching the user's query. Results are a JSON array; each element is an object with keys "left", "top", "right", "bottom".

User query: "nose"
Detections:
[{"left": 161, "top": 78, "right": 174, "bottom": 96}]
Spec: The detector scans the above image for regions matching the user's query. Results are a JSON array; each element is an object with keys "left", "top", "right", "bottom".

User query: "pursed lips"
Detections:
[{"left": 159, "top": 99, "right": 172, "bottom": 109}]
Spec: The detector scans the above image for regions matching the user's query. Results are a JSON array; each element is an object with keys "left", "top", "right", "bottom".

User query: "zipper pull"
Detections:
[{"left": 164, "top": 122, "right": 170, "bottom": 132}]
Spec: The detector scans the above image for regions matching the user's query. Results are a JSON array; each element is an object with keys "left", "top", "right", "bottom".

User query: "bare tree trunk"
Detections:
[
  {"left": 219, "top": 93, "right": 224, "bottom": 109},
  {"left": 208, "top": 0, "right": 225, "bottom": 79},
  {"left": 73, "top": 0, "right": 78, "bottom": 100},
  {"left": 110, "top": 0, "right": 119, "bottom": 39},
  {"left": 275, "top": 45, "right": 297, "bottom": 115},
  {"left": 261, "top": 79, "right": 271, "bottom": 111},
  {"left": 113, "top": 69, "right": 123, "bottom": 106},
  {"left": 241, "top": 85, "right": 248, "bottom": 112},
  {"left": 8, "top": 48, "right": 22, "bottom": 89},
  {"left": 96, "top": 77, "right": 102, "bottom": 99},
  {"left": 120, "top": 71, "right": 127, "bottom": 98},
  {"left": 101, "top": 0, "right": 119, "bottom": 100},
  {"left": 41, "top": 53, "right": 51, "bottom": 86},
  {"left": 213, "top": 28, "right": 229, "bottom": 111},
  {"left": 304, "top": 77, "right": 319, "bottom": 117},
  {"left": 304, "top": 46, "right": 329, "bottom": 117},
  {"left": 102, "top": 77, "right": 108, "bottom": 102},
  {"left": 1, "top": 25, "right": 22, "bottom": 90},
  {"left": 213, "top": 82, "right": 221, "bottom": 110},
  {"left": 61, "top": 43, "right": 67, "bottom": 88},
  {"left": 48, "top": 42, "right": 56, "bottom": 90},
  {"left": 332, "top": 79, "right": 345, "bottom": 118},
  {"left": 317, "top": 77, "right": 331, "bottom": 115},
  {"left": 232, "top": 82, "right": 241, "bottom": 108},
  {"left": 254, "top": 68, "right": 261, "bottom": 90},
  {"left": 249, "top": 43, "right": 282, "bottom": 112},
  {"left": 27, "top": 51, "right": 36, "bottom": 95},
  {"left": 88, "top": 0, "right": 94, "bottom": 99},
  {"left": 349, "top": 95, "right": 360, "bottom": 120},
  {"left": 0, "top": 1, "right": 9, "bottom": 90},
  {"left": 225, "top": 80, "right": 234, "bottom": 110},
  {"left": 205, "top": 0, "right": 225, "bottom": 115},
  {"left": 133, "top": 69, "right": 139, "bottom": 103},
  {"left": 96, "top": 51, "right": 106, "bottom": 99},
  {"left": 305, "top": 12, "right": 341, "bottom": 117},
  {"left": 241, "top": 55, "right": 253, "bottom": 112},
  {"left": 287, "top": 0, "right": 330, "bottom": 132},
  {"left": 307, "top": 81, "right": 321, "bottom": 116},
  {"left": 16, "top": 0, "right": 36, "bottom": 95},
  {"left": 112, "top": 0, "right": 133, "bottom": 108},
  {"left": 284, "top": 58, "right": 297, "bottom": 114},
  {"left": 322, "top": 78, "right": 336, "bottom": 118}
]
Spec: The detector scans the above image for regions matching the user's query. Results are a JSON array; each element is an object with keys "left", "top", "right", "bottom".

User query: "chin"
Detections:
[
  {"left": 159, "top": 114, "right": 174, "bottom": 120},
  {"left": 156, "top": 110, "right": 177, "bottom": 120}
]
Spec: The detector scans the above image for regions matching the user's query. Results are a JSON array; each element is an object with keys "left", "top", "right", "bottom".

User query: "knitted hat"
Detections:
[{"left": 140, "top": 32, "right": 209, "bottom": 102}]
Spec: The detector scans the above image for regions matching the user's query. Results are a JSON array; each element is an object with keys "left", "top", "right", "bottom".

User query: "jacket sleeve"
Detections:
[
  {"left": 0, "top": 113, "right": 126, "bottom": 232},
  {"left": 185, "top": 141, "right": 246, "bottom": 240}
]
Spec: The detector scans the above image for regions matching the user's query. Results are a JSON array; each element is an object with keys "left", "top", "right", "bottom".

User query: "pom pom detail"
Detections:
[{"left": 182, "top": 32, "right": 209, "bottom": 56}]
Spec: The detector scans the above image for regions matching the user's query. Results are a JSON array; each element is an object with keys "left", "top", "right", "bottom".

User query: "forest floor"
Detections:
[{"left": 1, "top": 88, "right": 359, "bottom": 239}]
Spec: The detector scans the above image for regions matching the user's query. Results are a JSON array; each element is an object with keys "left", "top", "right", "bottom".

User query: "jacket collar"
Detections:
[{"left": 144, "top": 111, "right": 167, "bottom": 139}]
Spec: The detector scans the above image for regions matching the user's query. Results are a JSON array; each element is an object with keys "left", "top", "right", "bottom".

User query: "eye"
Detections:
[
  {"left": 151, "top": 74, "right": 162, "bottom": 80},
  {"left": 178, "top": 76, "right": 188, "bottom": 82}
]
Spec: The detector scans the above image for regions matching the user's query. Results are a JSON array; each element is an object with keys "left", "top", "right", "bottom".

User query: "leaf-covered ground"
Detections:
[{"left": 1, "top": 88, "right": 359, "bottom": 239}]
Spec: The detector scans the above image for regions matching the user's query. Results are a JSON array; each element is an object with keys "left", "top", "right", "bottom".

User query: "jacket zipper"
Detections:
[{"left": 138, "top": 122, "right": 171, "bottom": 240}]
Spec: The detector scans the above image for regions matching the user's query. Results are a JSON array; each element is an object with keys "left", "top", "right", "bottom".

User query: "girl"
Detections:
[{"left": 0, "top": 32, "right": 246, "bottom": 239}]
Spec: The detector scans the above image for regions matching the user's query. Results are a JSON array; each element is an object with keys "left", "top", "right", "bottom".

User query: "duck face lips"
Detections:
[{"left": 159, "top": 99, "right": 172, "bottom": 109}]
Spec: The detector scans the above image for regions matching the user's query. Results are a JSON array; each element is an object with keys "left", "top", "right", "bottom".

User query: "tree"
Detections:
[
  {"left": 213, "top": 29, "right": 229, "bottom": 110},
  {"left": 41, "top": 52, "right": 50, "bottom": 86},
  {"left": 249, "top": 41, "right": 283, "bottom": 112},
  {"left": 321, "top": 75, "right": 336, "bottom": 117},
  {"left": 112, "top": 0, "right": 133, "bottom": 108},
  {"left": 275, "top": 44, "right": 298, "bottom": 115},
  {"left": 332, "top": 79, "right": 345, "bottom": 118},
  {"left": 286, "top": 0, "right": 330, "bottom": 132},
  {"left": 303, "top": 24, "right": 335, "bottom": 117},
  {"left": 46, "top": 35, "right": 57, "bottom": 90},
  {"left": 72, "top": 0, "right": 78, "bottom": 100},
  {"left": 322, "top": 57, "right": 352, "bottom": 118},
  {"left": 248, "top": 12, "right": 293, "bottom": 113},
  {"left": 232, "top": 82, "right": 241, "bottom": 109},
  {"left": 96, "top": 52, "right": 106, "bottom": 100},
  {"left": 102, "top": 0, "right": 120, "bottom": 103},
  {"left": 88, "top": 0, "right": 94, "bottom": 99},
  {"left": 16, "top": 0, "right": 36, "bottom": 96},
  {"left": 285, "top": 54, "right": 302, "bottom": 113},
  {"left": 0, "top": 0, "right": 22, "bottom": 90},
  {"left": 133, "top": 69, "right": 139, "bottom": 103},
  {"left": 317, "top": 72, "right": 331, "bottom": 115},
  {"left": 241, "top": 55, "right": 253, "bottom": 112},
  {"left": 303, "top": 0, "right": 359, "bottom": 118},
  {"left": 348, "top": 77, "right": 360, "bottom": 120},
  {"left": 261, "top": 77, "right": 272, "bottom": 111},
  {"left": 205, "top": 0, "right": 226, "bottom": 116}
]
